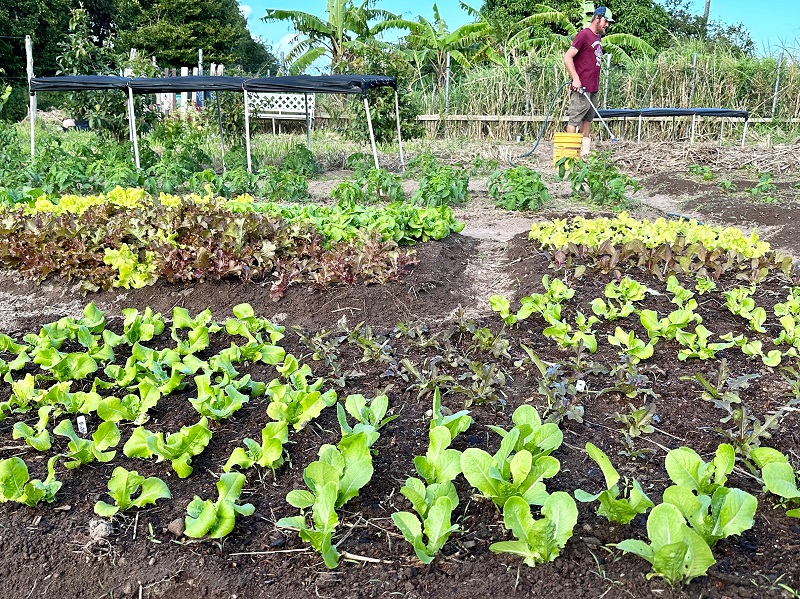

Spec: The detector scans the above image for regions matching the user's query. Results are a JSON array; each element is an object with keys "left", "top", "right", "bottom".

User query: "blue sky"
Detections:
[{"left": 238, "top": 1, "right": 799, "bottom": 61}]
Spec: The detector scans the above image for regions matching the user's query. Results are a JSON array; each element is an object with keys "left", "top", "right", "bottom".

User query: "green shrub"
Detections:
[{"left": 488, "top": 166, "right": 549, "bottom": 211}]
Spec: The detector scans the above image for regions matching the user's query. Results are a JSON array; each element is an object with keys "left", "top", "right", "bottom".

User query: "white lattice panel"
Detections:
[{"left": 252, "top": 93, "right": 315, "bottom": 118}]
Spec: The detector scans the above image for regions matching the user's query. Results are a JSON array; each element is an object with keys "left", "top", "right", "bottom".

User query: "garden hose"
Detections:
[
  {"left": 508, "top": 80, "right": 571, "bottom": 166},
  {"left": 508, "top": 81, "right": 620, "bottom": 165}
]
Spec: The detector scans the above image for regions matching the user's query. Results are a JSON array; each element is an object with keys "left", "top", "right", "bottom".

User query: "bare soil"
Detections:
[{"left": 1, "top": 146, "right": 799, "bottom": 599}]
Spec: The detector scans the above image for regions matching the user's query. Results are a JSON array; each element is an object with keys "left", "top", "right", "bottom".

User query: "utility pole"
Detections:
[{"left": 703, "top": 0, "right": 711, "bottom": 37}]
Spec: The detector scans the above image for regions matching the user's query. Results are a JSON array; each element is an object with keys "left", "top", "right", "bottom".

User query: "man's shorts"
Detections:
[{"left": 568, "top": 90, "right": 599, "bottom": 127}]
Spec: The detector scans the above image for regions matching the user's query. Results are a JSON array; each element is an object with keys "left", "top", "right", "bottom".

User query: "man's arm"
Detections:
[{"left": 563, "top": 46, "right": 581, "bottom": 91}]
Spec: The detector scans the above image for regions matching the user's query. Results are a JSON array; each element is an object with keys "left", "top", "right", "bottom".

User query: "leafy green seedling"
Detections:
[
  {"left": 120, "top": 307, "right": 165, "bottom": 345},
  {"left": 123, "top": 417, "right": 213, "bottom": 478},
  {"left": 184, "top": 472, "right": 255, "bottom": 539},
  {"left": 392, "top": 481, "right": 459, "bottom": 564},
  {"left": 94, "top": 466, "right": 171, "bottom": 517},
  {"left": 616, "top": 503, "right": 716, "bottom": 586},
  {"left": 750, "top": 447, "right": 800, "bottom": 517},
  {"left": 278, "top": 432, "right": 376, "bottom": 568},
  {"left": 640, "top": 307, "right": 701, "bottom": 341},
  {"left": 662, "top": 484, "right": 757, "bottom": 546},
  {"left": 665, "top": 444, "right": 735, "bottom": 496},
  {"left": 223, "top": 421, "right": 289, "bottom": 472},
  {"left": 461, "top": 428, "right": 560, "bottom": 508},
  {"left": 676, "top": 325, "right": 734, "bottom": 361},
  {"left": 430, "top": 387, "right": 472, "bottom": 439},
  {"left": 666, "top": 275, "right": 697, "bottom": 309},
  {"left": 337, "top": 394, "right": 397, "bottom": 446},
  {"left": 171, "top": 306, "right": 222, "bottom": 355},
  {"left": 190, "top": 373, "right": 250, "bottom": 420},
  {"left": 489, "top": 492, "right": 578, "bottom": 566},
  {"left": 265, "top": 358, "right": 337, "bottom": 430},
  {"left": 607, "top": 327, "right": 656, "bottom": 363},
  {"left": 695, "top": 277, "right": 717, "bottom": 295},
  {"left": 574, "top": 442, "right": 654, "bottom": 524},
  {"left": 279, "top": 480, "right": 340, "bottom": 568},
  {"left": 0, "top": 456, "right": 61, "bottom": 505},
  {"left": 414, "top": 426, "right": 463, "bottom": 485},
  {"left": 12, "top": 406, "right": 53, "bottom": 451},
  {"left": 53, "top": 419, "right": 120, "bottom": 468},
  {"left": 486, "top": 404, "right": 563, "bottom": 461}
]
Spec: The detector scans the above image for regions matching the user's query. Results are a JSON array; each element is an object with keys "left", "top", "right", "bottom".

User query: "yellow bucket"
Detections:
[{"left": 553, "top": 132, "right": 583, "bottom": 166}]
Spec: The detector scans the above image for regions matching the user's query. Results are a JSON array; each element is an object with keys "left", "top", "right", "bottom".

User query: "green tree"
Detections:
[
  {"left": 0, "top": 0, "right": 73, "bottom": 120},
  {"left": 384, "top": 4, "right": 493, "bottom": 89},
  {"left": 121, "top": 0, "right": 277, "bottom": 71},
  {"left": 262, "top": 0, "right": 402, "bottom": 74}
]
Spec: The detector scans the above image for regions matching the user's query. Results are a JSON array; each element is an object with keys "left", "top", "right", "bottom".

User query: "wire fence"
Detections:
[{"left": 409, "top": 51, "right": 800, "bottom": 142}]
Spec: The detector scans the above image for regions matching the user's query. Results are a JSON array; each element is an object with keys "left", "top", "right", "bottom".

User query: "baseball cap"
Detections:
[{"left": 594, "top": 6, "right": 615, "bottom": 22}]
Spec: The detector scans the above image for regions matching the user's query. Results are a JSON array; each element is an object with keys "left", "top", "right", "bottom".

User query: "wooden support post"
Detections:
[
  {"left": 304, "top": 92, "right": 311, "bottom": 149},
  {"left": 364, "top": 96, "right": 379, "bottom": 169},
  {"left": 128, "top": 87, "right": 140, "bottom": 169},
  {"left": 394, "top": 90, "right": 405, "bottom": 169},
  {"left": 26, "top": 35, "right": 35, "bottom": 159},
  {"left": 244, "top": 90, "right": 253, "bottom": 172}
]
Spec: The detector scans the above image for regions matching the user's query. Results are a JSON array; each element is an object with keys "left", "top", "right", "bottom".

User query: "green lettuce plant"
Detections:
[
  {"left": 639, "top": 307, "right": 702, "bottom": 341},
  {"left": 224, "top": 421, "right": 289, "bottom": 473},
  {"left": 665, "top": 444, "right": 735, "bottom": 496},
  {"left": 12, "top": 406, "right": 53, "bottom": 451},
  {"left": 53, "top": 419, "right": 120, "bottom": 468},
  {"left": 0, "top": 456, "right": 61, "bottom": 505},
  {"left": 461, "top": 427, "right": 560, "bottom": 508},
  {"left": 616, "top": 503, "right": 716, "bottom": 586},
  {"left": 607, "top": 327, "right": 656, "bottom": 363},
  {"left": 662, "top": 484, "right": 757, "bottom": 546},
  {"left": 750, "top": 447, "right": 800, "bottom": 517},
  {"left": 123, "top": 417, "right": 213, "bottom": 478},
  {"left": 574, "top": 442, "right": 654, "bottom": 524},
  {"left": 676, "top": 325, "right": 734, "bottom": 361},
  {"left": 94, "top": 466, "right": 171, "bottom": 517},
  {"left": 486, "top": 404, "right": 563, "bottom": 461},
  {"left": 489, "top": 492, "right": 578, "bottom": 566},
  {"left": 184, "top": 472, "right": 254, "bottom": 539},
  {"left": 277, "top": 431, "right": 375, "bottom": 568}
]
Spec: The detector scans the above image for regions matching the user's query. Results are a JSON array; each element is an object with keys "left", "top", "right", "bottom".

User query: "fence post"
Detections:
[
  {"left": 771, "top": 53, "right": 783, "bottom": 119},
  {"left": 603, "top": 53, "right": 611, "bottom": 109},
  {"left": 180, "top": 66, "right": 189, "bottom": 114},
  {"left": 445, "top": 52, "right": 451, "bottom": 114},
  {"left": 26, "top": 35, "right": 36, "bottom": 159}
]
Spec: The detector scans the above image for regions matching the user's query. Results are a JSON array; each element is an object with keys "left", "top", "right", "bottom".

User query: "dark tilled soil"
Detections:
[{"left": 2, "top": 180, "right": 800, "bottom": 599}]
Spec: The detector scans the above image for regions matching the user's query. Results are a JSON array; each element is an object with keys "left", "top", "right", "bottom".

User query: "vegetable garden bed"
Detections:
[{"left": 0, "top": 158, "right": 799, "bottom": 599}]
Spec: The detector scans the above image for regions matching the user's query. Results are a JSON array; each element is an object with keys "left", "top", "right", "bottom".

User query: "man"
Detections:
[{"left": 563, "top": 6, "right": 614, "bottom": 155}]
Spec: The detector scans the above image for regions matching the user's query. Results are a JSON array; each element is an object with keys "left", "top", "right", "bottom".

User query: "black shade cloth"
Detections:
[
  {"left": 597, "top": 107, "right": 748, "bottom": 120},
  {"left": 243, "top": 75, "right": 396, "bottom": 95},
  {"left": 128, "top": 76, "right": 247, "bottom": 93},
  {"left": 29, "top": 75, "right": 130, "bottom": 92},
  {"left": 30, "top": 74, "right": 397, "bottom": 96}
]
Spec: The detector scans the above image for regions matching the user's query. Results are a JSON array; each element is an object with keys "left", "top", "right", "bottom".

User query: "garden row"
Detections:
[
  {"left": 0, "top": 186, "right": 464, "bottom": 294},
  {"left": 1, "top": 214, "right": 799, "bottom": 589}
]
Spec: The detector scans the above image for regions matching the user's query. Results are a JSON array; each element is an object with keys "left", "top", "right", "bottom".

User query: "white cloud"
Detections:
[
  {"left": 239, "top": 3, "right": 252, "bottom": 19},
  {"left": 274, "top": 33, "right": 299, "bottom": 56}
]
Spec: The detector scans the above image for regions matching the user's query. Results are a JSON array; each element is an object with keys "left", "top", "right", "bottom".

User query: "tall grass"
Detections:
[{"left": 414, "top": 42, "right": 800, "bottom": 142}]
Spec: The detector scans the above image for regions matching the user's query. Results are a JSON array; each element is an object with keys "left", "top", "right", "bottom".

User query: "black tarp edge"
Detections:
[{"left": 30, "top": 74, "right": 397, "bottom": 96}]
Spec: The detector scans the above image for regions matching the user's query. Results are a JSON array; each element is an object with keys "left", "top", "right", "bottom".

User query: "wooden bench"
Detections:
[{"left": 251, "top": 93, "right": 315, "bottom": 134}]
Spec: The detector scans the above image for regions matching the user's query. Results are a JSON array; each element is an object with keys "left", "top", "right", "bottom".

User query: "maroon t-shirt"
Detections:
[{"left": 571, "top": 27, "right": 602, "bottom": 92}]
